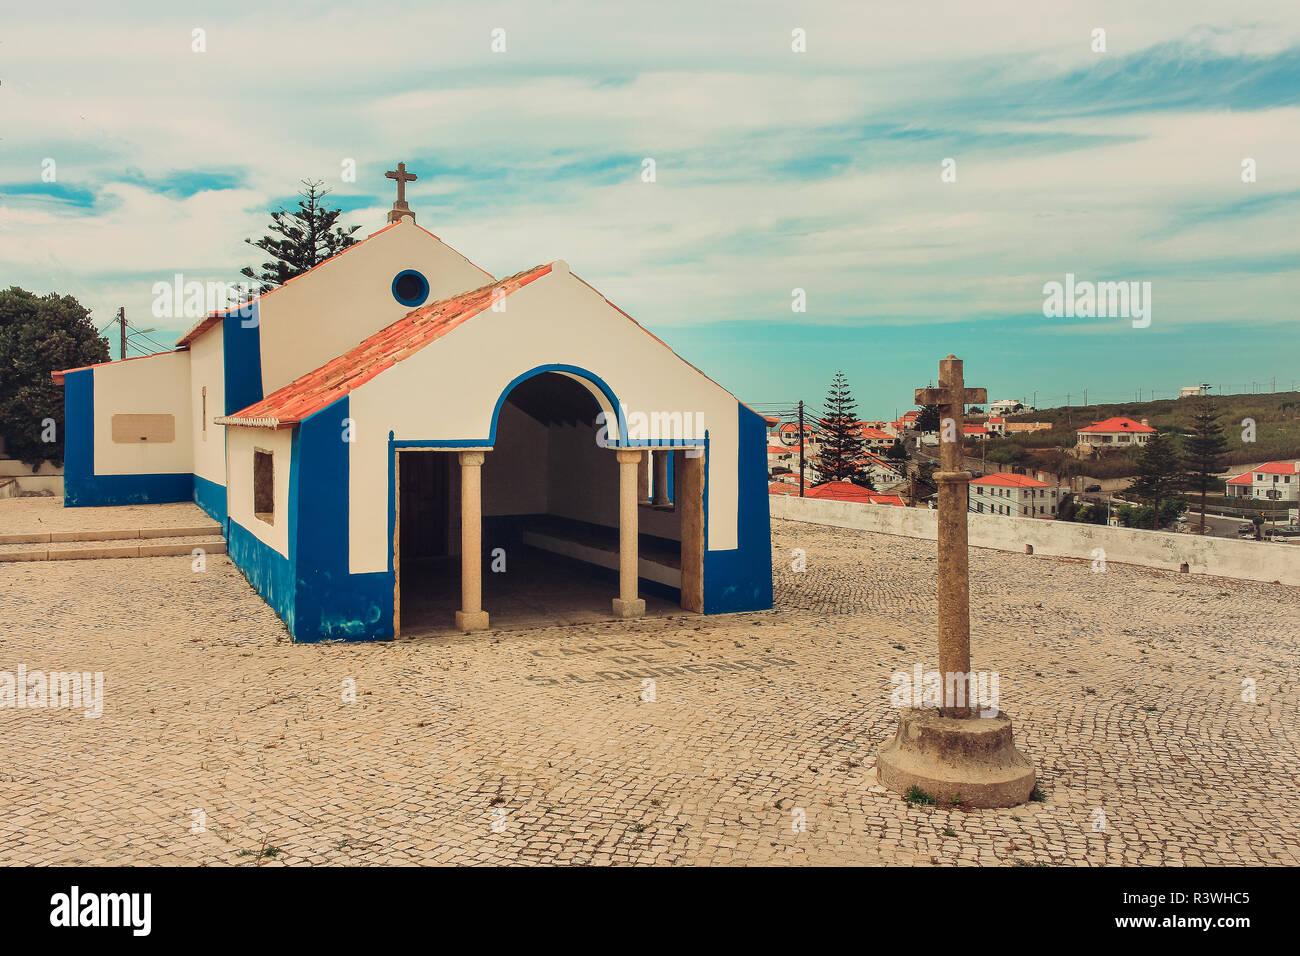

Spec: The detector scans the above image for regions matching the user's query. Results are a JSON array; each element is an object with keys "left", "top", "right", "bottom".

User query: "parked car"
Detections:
[
  {"left": 1238, "top": 522, "right": 1256, "bottom": 537},
  {"left": 1268, "top": 525, "right": 1300, "bottom": 539},
  {"left": 1084, "top": 484, "right": 1102, "bottom": 492}
]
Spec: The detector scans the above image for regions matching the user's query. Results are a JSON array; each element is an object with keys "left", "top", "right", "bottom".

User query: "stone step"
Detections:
[
  {"left": 0, "top": 524, "right": 219, "bottom": 546},
  {"left": 0, "top": 534, "right": 227, "bottom": 563}
]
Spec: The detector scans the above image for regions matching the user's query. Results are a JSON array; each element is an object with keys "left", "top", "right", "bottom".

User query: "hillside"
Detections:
[{"left": 971, "top": 390, "right": 1300, "bottom": 478}]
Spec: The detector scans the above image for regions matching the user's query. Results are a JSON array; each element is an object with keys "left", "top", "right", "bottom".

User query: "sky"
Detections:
[{"left": 2, "top": 0, "right": 1298, "bottom": 419}]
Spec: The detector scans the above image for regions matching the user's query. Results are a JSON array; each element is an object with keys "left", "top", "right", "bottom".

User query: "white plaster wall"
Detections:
[
  {"left": 346, "top": 267, "right": 739, "bottom": 573},
  {"left": 93, "top": 351, "right": 192, "bottom": 476},
  {"left": 482, "top": 402, "right": 549, "bottom": 516},
  {"left": 257, "top": 221, "right": 490, "bottom": 396},
  {"left": 770, "top": 495, "right": 1300, "bottom": 587},
  {"left": 226, "top": 425, "right": 292, "bottom": 557},
  {"left": 546, "top": 421, "right": 619, "bottom": 528},
  {"left": 188, "top": 326, "right": 226, "bottom": 486}
]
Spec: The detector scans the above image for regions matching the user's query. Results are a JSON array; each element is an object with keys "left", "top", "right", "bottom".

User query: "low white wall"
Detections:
[
  {"left": 0, "top": 460, "right": 63, "bottom": 494},
  {"left": 770, "top": 495, "right": 1300, "bottom": 587}
]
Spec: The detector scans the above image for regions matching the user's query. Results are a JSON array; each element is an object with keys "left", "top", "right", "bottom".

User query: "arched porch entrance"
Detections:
[{"left": 392, "top": 369, "right": 705, "bottom": 637}]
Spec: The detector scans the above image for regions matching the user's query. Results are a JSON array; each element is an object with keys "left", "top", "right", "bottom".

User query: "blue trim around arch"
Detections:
[{"left": 382, "top": 363, "right": 704, "bottom": 577}]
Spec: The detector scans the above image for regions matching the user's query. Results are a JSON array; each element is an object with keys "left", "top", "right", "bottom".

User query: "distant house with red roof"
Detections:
[
  {"left": 775, "top": 421, "right": 816, "bottom": 448},
  {"left": 963, "top": 424, "right": 990, "bottom": 440},
  {"left": 858, "top": 424, "right": 895, "bottom": 449},
  {"left": 1224, "top": 461, "right": 1300, "bottom": 502},
  {"left": 1076, "top": 416, "right": 1155, "bottom": 452},
  {"left": 803, "top": 481, "right": 904, "bottom": 506},
  {"left": 971, "top": 472, "right": 1061, "bottom": 518},
  {"left": 52, "top": 173, "right": 774, "bottom": 641}
]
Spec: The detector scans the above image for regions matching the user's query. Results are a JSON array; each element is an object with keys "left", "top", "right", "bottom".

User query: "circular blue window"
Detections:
[{"left": 392, "top": 269, "right": 430, "bottom": 307}]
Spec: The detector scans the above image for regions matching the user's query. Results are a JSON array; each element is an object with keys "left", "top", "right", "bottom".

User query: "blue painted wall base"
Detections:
[{"left": 193, "top": 474, "right": 228, "bottom": 531}]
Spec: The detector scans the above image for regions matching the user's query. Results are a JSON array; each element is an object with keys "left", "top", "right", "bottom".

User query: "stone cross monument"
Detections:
[
  {"left": 876, "top": 353, "right": 1037, "bottom": 808},
  {"left": 386, "top": 162, "right": 418, "bottom": 224}
]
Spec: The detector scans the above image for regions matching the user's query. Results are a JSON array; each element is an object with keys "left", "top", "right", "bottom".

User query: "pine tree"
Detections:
[
  {"left": 816, "top": 371, "right": 869, "bottom": 484},
  {"left": 1126, "top": 430, "right": 1188, "bottom": 530},
  {"left": 241, "top": 180, "right": 361, "bottom": 293},
  {"left": 1184, "top": 400, "right": 1228, "bottom": 535},
  {"left": 914, "top": 403, "right": 941, "bottom": 434}
]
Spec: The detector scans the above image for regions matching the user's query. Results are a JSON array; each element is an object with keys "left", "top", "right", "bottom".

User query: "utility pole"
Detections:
[
  {"left": 117, "top": 307, "right": 127, "bottom": 360},
  {"left": 1083, "top": 388, "right": 1087, "bottom": 407},
  {"left": 798, "top": 400, "right": 806, "bottom": 498}
]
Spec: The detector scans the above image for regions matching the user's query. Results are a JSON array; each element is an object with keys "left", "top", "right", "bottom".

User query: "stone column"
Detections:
[
  {"left": 935, "top": 355, "right": 971, "bottom": 717},
  {"left": 652, "top": 450, "right": 670, "bottom": 507},
  {"left": 613, "top": 448, "right": 646, "bottom": 618},
  {"left": 455, "top": 450, "right": 489, "bottom": 632},
  {"left": 679, "top": 450, "right": 705, "bottom": 613},
  {"left": 637, "top": 449, "right": 651, "bottom": 503}
]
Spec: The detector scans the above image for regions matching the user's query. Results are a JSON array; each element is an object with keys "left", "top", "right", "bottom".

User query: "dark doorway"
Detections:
[{"left": 399, "top": 450, "right": 451, "bottom": 559}]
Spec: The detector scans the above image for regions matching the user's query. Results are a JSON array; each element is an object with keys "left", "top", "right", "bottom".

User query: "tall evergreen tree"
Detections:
[
  {"left": 816, "top": 371, "right": 869, "bottom": 484},
  {"left": 241, "top": 180, "right": 361, "bottom": 293},
  {"left": 1184, "top": 400, "right": 1228, "bottom": 535},
  {"left": 1126, "top": 430, "right": 1188, "bottom": 530}
]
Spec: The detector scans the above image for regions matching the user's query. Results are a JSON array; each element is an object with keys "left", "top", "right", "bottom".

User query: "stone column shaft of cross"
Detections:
[
  {"left": 915, "top": 355, "right": 986, "bottom": 717},
  {"left": 613, "top": 449, "right": 646, "bottom": 618},
  {"left": 455, "top": 451, "right": 490, "bottom": 632}
]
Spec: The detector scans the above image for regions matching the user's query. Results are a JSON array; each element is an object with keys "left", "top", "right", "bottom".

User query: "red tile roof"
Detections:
[
  {"left": 217, "top": 264, "right": 552, "bottom": 428},
  {"left": 767, "top": 444, "right": 794, "bottom": 455},
  {"left": 859, "top": 426, "right": 893, "bottom": 440},
  {"left": 1228, "top": 461, "right": 1300, "bottom": 482},
  {"left": 1078, "top": 416, "right": 1155, "bottom": 434},
  {"left": 803, "top": 481, "right": 905, "bottom": 505},
  {"left": 972, "top": 472, "right": 1052, "bottom": 488},
  {"left": 768, "top": 483, "right": 798, "bottom": 496},
  {"left": 1254, "top": 460, "right": 1300, "bottom": 474},
  {"left": 963, "top": 425, "right": 989, "bottom": 435}
]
